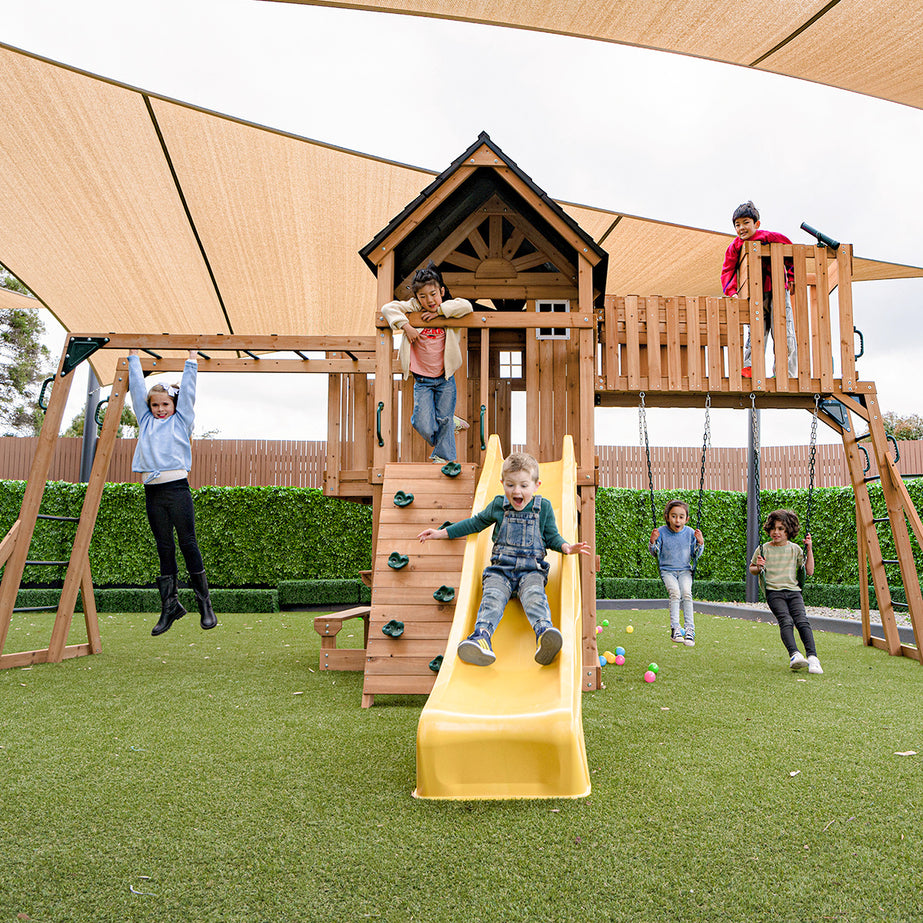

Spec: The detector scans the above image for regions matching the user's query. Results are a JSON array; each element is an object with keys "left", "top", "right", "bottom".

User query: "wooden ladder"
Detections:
[
  {"left": 361, "top": 461, "right": 476, "bottom": 707},
  {"left": 840, "top": 389, "right": 923, "bottom": 662},
  {"left": 0, "top": 350, "right": 129, "bottom": 668}
]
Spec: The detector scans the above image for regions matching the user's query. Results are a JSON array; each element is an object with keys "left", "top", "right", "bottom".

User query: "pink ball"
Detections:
[
  {"left": 644, "top": 670, "right": 657, "bottom": 683},
  {"left": 614, "top": 654, "right": 625, "bottom": 665}
]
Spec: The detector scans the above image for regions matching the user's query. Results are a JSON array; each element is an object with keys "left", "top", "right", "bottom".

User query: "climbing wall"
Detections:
[{"left": 362, "top": 462, "right": 477, "bottom": 707}]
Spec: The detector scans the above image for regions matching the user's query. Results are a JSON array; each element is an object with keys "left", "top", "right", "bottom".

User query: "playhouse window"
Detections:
[
  {"left": 499, "top": 351, "right": 523, "bottom": 379},
  {"left": 535, "top": 300, "right": 570, "bottom": 340}
]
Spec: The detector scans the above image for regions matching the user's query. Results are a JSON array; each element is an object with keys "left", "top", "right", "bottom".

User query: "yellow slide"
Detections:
[{"left": 414, "top": 435, "right": 591, "bottom": 800}]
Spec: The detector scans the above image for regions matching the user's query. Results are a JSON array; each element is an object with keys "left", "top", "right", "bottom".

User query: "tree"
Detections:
[
  {"left": 883, "top": 411, "right": 923, "bottom": 441},
  {"left": 0, "top": 266, "right": 52, "bottom": 435},
  {"left": 63, "top": 404, "right": 138, "bottom": 438}
]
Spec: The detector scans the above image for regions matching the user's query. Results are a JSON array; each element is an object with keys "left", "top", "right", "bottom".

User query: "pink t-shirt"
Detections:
[{"left": 409, "top": 327, "right": 446, "bottom": 378}]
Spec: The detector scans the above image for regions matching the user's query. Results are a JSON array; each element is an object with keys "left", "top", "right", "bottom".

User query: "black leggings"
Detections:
[
  {"left": 144, "top": 479, "right": 204, "bottom": 577},
  {"left": 766, "top": 589, "right": 816, "bottom": 657}
]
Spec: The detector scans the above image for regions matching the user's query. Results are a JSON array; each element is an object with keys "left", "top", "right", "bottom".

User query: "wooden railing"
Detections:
[
  {"left": 4, "top": 436, "right": 920, "bottom": 491},
  {"left": 597, "top": 243, "right": 857, "bottom": 394}
]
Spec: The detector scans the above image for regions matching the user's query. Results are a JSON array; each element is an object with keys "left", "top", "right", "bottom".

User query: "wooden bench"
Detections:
[{"left": 313, "top": 606, "right": 370, "bottom": 671}]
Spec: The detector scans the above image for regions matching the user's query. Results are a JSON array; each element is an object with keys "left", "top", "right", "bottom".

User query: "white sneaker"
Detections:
[
  {"left": 684, "top": 630, "right": 695, "bottom": 647},
  {"left": 789, "top": 651, "right": 808, "bottom": 671},
  {"left": 807, "top": 655, "right": 824, "bottom": 674}
]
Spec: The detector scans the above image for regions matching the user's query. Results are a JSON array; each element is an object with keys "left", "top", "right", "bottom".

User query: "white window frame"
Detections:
[{"left": 535, "top": 299, "right": 570, "bottom": 340}]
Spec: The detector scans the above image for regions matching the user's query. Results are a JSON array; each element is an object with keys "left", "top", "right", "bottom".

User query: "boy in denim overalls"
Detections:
[{"left": 417, "top": 452, "right": 589, "bottom": 666}]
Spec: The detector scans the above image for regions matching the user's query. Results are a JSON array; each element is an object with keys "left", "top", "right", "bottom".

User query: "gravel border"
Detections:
[{"left": 597, "top": 598, "right": 917, "bottom": 645}]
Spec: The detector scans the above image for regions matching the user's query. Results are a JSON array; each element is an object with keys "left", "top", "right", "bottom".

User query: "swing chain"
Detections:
[
  {"left": 638, "top": 392, "right": 656, "bottom": 528},
  {"left": 805, "top": 394, "right": 820, "bottom": 536},
  {"left": 695, "top": 394, "right": 711, "bottom": 530}
]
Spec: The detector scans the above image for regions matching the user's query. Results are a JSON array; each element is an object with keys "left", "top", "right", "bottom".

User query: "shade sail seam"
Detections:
[
  {"left": 596, "top": 216, "right": 622, "bottom": 247},
  {"left": 143, "top": 95, "right": 234, "bottom": 335},
  {"left": 753, "top": 0, "right": 844, "bottom": 67}
]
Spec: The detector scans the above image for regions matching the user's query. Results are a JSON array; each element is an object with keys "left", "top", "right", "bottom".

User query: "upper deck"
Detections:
[{"left": 595, "top": 240, "right": 859, "bottom": 410}]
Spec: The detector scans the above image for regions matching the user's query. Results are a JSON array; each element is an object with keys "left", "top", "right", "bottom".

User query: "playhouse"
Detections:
[{"left": 1, "top": 131, "right": 921, "bottom": 704}]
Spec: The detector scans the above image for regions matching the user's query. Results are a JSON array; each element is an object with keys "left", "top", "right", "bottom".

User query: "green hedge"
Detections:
[
  {"left": 0, "top": 481, "right": 371, "bottom": 587},
  {"left": 278, "top": 578, "right": 370, "bottom": 607},
  {"left": 14, "top": 587, "right": 279, "bottom": 614},
  {"left": 2, "top": 478, "right": 920, "bottom": 600},
  {"left": 595, "top": 577, "right": 882, "bottom": 610}
]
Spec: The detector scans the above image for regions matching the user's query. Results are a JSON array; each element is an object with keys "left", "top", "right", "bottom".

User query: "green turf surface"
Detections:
[{"left": 1, "top": 609, "right": 921, "bottom": 922}]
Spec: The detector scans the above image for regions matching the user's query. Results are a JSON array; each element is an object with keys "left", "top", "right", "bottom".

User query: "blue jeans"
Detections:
[
  {"left": 474, "top": 497, "right": 552, "bottom": 635},
  {"left": 474, "top": 571, "right": 552, "bottom": 636},
  {"left": 411, "top": 374, "right": 457, "bottom": 461},
  {"left": 661, "top": 570, "right": 694, "bottom": 634}
]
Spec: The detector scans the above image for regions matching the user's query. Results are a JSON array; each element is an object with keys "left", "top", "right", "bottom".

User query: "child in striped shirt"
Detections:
[{"left": 749, "top": 509, "right": 822, "bottom": 674}]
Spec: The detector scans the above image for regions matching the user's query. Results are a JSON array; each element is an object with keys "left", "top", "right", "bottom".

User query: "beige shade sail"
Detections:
[
  {"left": 0, "top": 43, "right": 919, "bottom": 384},
  {"left": 268, "top": 0, "right": 923, "bottom": 111}
]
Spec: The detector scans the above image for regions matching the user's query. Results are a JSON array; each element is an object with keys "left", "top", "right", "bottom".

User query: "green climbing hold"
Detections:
[
  {"left": 382, "top": 619, "right": 404, "bottom": 638},
  {"left": 387, "top": 552, "right": 409, "bottom": 570},
  {"left": 428, "top": 655, "right": 443, "bottom": 673},
  {"left": 433, "top": 585, "right": 455, "bottom": 603},
  {"left": 440, "top": 461, "right": 462, "bottom": 477},
  {"left": 393, "top": 490, "right": 414, "bottom": 507}
]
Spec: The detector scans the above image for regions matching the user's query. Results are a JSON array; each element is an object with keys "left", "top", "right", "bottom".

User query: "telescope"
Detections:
[{"left": 800, "top": 222, "right": 840, "bottom": 251}]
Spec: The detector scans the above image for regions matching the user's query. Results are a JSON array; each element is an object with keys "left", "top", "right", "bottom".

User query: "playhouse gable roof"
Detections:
[{"left": 360, "top": 133, "right": 609, "bottom": 304}]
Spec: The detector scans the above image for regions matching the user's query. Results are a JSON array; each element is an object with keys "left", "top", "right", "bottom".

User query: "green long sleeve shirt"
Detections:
[{"left": 444, "top": 495, "right": 567, "bottom": 553}]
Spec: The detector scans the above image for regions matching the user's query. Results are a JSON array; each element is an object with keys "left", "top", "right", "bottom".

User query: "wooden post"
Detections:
[
  {"left": 837, "top": 245, "right": 856, "bottom": 390},
  {"left": 48, "top": 364, "right": 128, "bottom": 661},
  {"left": 747, "top": 241, "right": 766, "bottom": 386},
  {"left": 0, "top": 344, "right": 75, "bottom": 656}
]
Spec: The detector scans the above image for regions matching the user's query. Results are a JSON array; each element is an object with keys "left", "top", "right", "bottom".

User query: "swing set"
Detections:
[{"left": 0, "top": 133, "right": 921, "bottom": 692}]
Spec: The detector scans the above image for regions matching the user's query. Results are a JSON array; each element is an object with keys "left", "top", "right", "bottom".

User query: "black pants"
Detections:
[
  {"left": 766, "top": 589, "right": 816, "bottom": 657},
  {"left": 144, "top": 479, "right": 204, "bottom": 577}
]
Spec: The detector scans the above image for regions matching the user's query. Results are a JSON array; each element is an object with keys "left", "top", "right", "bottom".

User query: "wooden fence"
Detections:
[{"left": 3, "top": 436, "right": 922, "bottom": 491}]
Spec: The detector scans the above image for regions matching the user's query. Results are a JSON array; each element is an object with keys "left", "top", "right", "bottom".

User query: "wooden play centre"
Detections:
[{"left": 1, "top": 133, "right": 921, "bottom": 706}]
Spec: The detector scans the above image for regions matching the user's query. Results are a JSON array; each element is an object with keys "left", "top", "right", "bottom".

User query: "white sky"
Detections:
[{"left": 5, "top": 0, "right": 923, "bottom": 449}]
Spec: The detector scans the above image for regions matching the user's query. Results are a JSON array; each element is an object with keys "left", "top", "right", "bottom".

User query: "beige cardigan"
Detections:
[{"left": 380, "top": 296, "right": 473, "bottom": 380}]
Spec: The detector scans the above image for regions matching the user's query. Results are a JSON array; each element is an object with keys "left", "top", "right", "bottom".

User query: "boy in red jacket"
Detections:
[{"left": 721, "top": 201, "right": 797, "bottom": 379}]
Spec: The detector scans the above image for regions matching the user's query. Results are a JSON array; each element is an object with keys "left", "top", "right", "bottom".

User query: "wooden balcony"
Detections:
[{"left": 595, "top": 242, "right": 859, "bottom": 408}]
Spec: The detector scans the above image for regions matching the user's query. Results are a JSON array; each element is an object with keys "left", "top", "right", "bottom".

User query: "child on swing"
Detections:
[
  {"left": 749, "top": 509, "right": 821, "bottom": 673},
  {"left": 417, "top": 451, "right": 590, "bottom": 666},
  {"left": 128, "top": 349, "right": 216, "bottom": 636},
  {"left": 649, "top": 500, "right": 704, "bottom": 646}
]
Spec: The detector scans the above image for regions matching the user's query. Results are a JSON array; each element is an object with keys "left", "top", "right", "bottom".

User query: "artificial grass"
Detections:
[{"left": 1, "top": 609, "right": 921, "bottom": 923}]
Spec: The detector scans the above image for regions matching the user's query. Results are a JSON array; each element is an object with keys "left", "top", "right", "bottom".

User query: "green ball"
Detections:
[
  {"left": 602, "top": 619, "right": 609, "bottom": 627},
  {"left": 648, "top": 662, "right": 659, "bottom": 674}
]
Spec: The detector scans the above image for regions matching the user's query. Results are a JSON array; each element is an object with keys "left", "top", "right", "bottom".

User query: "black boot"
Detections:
[
  {"left": 190, "top": 571, "right": 217, "bottom": 630},
  {"left": 152, "top": 574, "right": 186, "bottom": 636}
]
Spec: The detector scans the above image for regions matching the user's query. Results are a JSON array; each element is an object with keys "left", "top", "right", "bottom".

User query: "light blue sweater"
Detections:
[
  {"left": 128, "top": 355, "right": 196, "bottom": 484},
  {"left": 649, "top": 525, "right": 704, "bottom": 574}
]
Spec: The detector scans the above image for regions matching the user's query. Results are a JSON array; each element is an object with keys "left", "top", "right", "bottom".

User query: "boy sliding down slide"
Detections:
[{"left": 418, "top": 451, "right": 589, "bottom": 666}]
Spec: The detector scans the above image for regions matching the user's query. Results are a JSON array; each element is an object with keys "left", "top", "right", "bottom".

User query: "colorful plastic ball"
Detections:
[
  {"left": 614, "top": 654, "right": 626, "bottom": 665},
  {"left": 648, "top": 663, "right": 659, "bottom": 674},
  {"left": 602, "top": 619, "right": 609, "bottom": 627},
  {"left": 598, "top": 655, "right": 606, "bottom": 667},
  {"left": 643, "top": 670, "right": 657, "bottom": 683},
  {"left": 615, "top": 646, "right": 625, "bottom": 657},
  {"left": 604, "top": 650, "right": 616, "bottom": 664},
  {"left": 626, "top": 625, "right": 634, "bottom": 633},
  {"left": 596, "top": 625, "right": 603, "bottom": 634}
]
